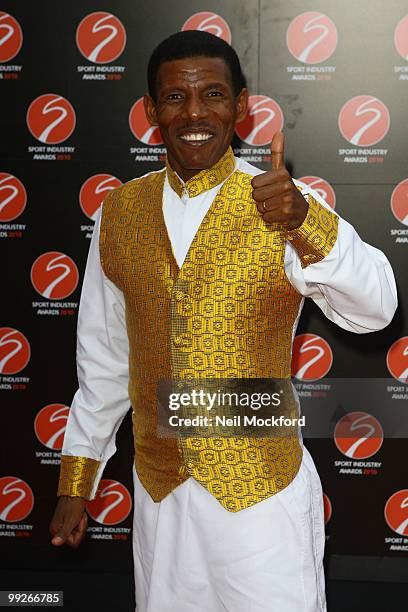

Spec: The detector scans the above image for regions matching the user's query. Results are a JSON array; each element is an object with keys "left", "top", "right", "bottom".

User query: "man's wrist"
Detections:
[
  {"left": 283, "top": 194, "right": 339, "bottom": 268},
  {"left": 57, "top": 455, "right": 100, "bottom": 500}
]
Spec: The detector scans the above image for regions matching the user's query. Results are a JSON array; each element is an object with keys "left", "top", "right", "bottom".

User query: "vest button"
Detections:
[
  {"left": 173, "top": 336, "right": 182, "bottom": 347},
  {"left": 175, "top": 291, "right": 185, "bottom": 302}
]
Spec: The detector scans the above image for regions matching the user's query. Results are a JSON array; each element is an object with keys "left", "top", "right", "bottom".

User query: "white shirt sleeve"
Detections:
[
  {"left": 285, "top": 185, "right": 398, "bottom": 333},
  {"left": 61, "top": 206, "right": 131, "bottom": 498}
]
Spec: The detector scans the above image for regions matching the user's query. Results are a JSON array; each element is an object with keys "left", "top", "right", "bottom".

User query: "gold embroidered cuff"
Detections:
[
  {"left": 57, "top": 455, "right": 100, "bottom": 500},
  {"left": 284, "top": 194, "right": 339, "bottom": 268}
]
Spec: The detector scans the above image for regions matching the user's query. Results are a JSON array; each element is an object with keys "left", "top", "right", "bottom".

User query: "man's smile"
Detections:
[{"left": 178, "top": 128, "right": 215, "bottom": 146}]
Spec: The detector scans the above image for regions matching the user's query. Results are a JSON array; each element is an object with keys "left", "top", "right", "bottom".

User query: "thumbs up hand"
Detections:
[{"left": 251, "top": 132, "right": 308, "bottom": 230}]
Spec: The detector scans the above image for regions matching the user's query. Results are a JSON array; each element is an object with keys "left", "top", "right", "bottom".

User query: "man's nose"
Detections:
[{"left": 182, "top": 94, "right": 207, "bottom": 120}]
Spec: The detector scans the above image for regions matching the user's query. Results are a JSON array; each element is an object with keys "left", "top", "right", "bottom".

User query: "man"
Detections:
[{"left": 49, "top": 31, "right": 397, "bottom": 612}]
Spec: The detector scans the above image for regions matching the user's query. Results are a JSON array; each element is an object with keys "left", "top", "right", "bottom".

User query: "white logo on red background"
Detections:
[
  {"left": 0, "top": 476, "right": 34, "bottom": 522},
  {"left": 338, "top": 95, "right": 390, "bottom": 147},
  {"left": 334, "top": 412, "right": 383, "bottom": 459},
  {"left": 394, "top": 15, "right": 408, "bottom": 61},
  {"left": 87, "top": 480, "right": 132, "bottom": 525},
  {"left": 298, "top": 176, "right": 336, "bottom": 209},
  {"left": 129, "top": 97, "right": 163, "bottom": 145},
  {"left": 79, "top": 174, "right": 122, "bottom": 220},
  {"left": 0, "top": 12, "right": 23, "bottom": 62},
  {"left": 235, "top": 95, "right": 284, "bottom": 146},
  {"left": 182, "top": 12, "right": 231, "bottom": 44},
  {"left": 27, "top": 94, "right": 76, "bottom": 144},
  {"left": 0, "top": 328, "right": 30, "bottom": 375},
  {"left": 34, "top": 404, "right": 70, "bottom": 451},
  {"left": 384, "top": 490, "right": 408, "bottom": 536},
  {"left": 0, "top": 173, "right": 27, "bottom": 222},
  {"left": 386, "top": 337, "right": 408, "bottom": 383},
  {"left": 76, "top": 12, "right": 126, "bottom": 64},
  {"left": 323, "top": 493, "right": 332, "bottom": 524},
  {"left": 291, "top": 333, "right": 333, "bottom": 381},
  {"left": 31, "top": 252, "right": 79, "bottom": 300},
  {"left": 390, "top": 179, "right": 408, "bottom": 226},
  {"left": 286, "top": 12, "right": 337, "bottom": 64}
]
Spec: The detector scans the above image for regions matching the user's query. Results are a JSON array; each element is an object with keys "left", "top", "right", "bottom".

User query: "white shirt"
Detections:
[{"left": 61, "top": 157, "right": 398, "bottom": 498}]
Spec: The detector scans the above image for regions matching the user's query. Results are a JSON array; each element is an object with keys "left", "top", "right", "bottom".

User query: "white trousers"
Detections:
[{"left": 132, "top": 445, "right": 326, "bottom": 612}]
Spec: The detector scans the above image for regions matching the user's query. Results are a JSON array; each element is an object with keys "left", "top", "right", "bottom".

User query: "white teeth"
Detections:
[{"left": 180, "top": 133, "right": 213, "bottom": 142}]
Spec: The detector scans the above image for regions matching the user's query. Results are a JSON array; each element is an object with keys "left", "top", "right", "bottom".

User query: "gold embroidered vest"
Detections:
[{"left": 97, "top": 149, "right": 337, "bottom": 512}]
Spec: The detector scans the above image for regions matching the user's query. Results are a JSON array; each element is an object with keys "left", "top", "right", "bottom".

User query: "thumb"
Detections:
[
  {"left": 51, "top": 530, "right": 67, "bottom": 546},
  {"left": 271, "top": 131, "right": 285, "bottom": 171}
]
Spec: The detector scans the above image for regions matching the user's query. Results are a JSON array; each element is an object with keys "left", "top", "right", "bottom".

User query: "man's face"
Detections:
[{"left": 144, "top": 56, "right": 248, "bottom": 182}]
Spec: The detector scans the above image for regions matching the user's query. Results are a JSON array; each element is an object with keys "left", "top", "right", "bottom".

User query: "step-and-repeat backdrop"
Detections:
[{"left": 0, "top": 0, "right": 407, "bottom": 582}]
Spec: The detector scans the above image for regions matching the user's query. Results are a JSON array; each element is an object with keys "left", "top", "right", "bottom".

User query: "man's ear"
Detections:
[
  {"left": 143, "top": 93, "right": 158, "bottom": 126},
  {"left": 235, "top": 88, "right": 248, "bottom": 124}
]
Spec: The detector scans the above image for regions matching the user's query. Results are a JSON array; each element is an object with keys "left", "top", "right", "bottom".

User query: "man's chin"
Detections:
[{"left": 176, "top": 145, "right": 224, "bottom": 169}]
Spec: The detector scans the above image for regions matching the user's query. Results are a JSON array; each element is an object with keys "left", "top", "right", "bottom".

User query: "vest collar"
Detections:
[{"left": 166, "top": 146, "right": 236, "bottom": 198}]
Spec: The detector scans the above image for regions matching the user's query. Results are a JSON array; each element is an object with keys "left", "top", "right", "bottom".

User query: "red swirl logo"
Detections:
[
  {"left": 338, "top": 95, "right": 390, "bottom": 147},
  {"left": 394, "top": 15, "right": 408, "bottom": 61},
  {"left": 34, "top": 403, "right": 70, "bottom": 451},
  {"left": 79, "top": 174, "right": 122, "bottom": 220},
  {"left": 386, "top": 336, "right": 408, "bottom": 383},
  {"left": 0, "top": 327, "right": 30, "bottom": 375},
  {"left": 27, "top": 94, "right": 76, "bottom": 144},
  {"left": 182, "top": 12, "right": 231, "bottom": 44},
  {"left": 31, "top": 252, "right": 79, "bottom": 300},
  {"left": 286, "top": 12, "right": 337, "bottom": 64},
  {"left": 323, "top": 493, "right": 332, "bottom": 524},
  {"left": 87, "top": 480, "right": 132, "bottom": 525},
  {"left": 0, "top": 173, "right": 27, "bottom": 222},
  {"left": 384, "top": 490, "right": 408, "bottom": 536},
  {"left": 334, "top": 412, "right": 383, "bottom": 459},
  {"left": 298, "top": 176, "right": 336, "bottom": 209},
  {"left": 0, "top": 12, "right": 23, "bottom": 62},
  {"left": 235, "top": 95, "right": 284, "bottom": 146},
  {"left": 76, "top": 12, "right": 126, "bottom": 64},
  {"left": 390, "top": 179, "right": 408, "bottom": 226},
  {"left": 0, "top": 476, "right": 34, "bottom": 522},
  {"left": 291, "top": 333, "right": 333, "bottom": 381},
  {"left": 129, "top": 97, "right": 163, "bottom": 145}
]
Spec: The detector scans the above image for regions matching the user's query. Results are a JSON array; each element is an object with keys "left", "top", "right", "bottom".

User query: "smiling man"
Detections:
[{"left": 50, "top": 31, "right": 397, "bottom": 612}]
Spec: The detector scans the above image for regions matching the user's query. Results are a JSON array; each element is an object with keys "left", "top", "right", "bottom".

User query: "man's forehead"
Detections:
[{"left": 157, "top": 56, "right": 231, "bottom": 84}]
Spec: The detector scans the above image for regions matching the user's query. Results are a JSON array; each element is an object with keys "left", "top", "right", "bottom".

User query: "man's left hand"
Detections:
[{"left": 251, "top": 132, "right": 309, "bottom": 230}]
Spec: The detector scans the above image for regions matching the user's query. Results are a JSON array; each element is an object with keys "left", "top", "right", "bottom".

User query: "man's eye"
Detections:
[
  {"left": 208, "top": 91, "right": 223, "bottom": 97},
  {"left": 167, "top": 93, "right": 183, "bottom": 101}
]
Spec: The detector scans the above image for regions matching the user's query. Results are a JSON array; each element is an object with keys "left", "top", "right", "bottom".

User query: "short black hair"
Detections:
[{"left": 147, "top": 30, "right": 247, "bottom": 101}]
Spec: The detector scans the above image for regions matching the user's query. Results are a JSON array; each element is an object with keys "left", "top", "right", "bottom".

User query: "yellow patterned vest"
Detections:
[{"left": 81, "top": 147, "right": 337, "bottom": 512}]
